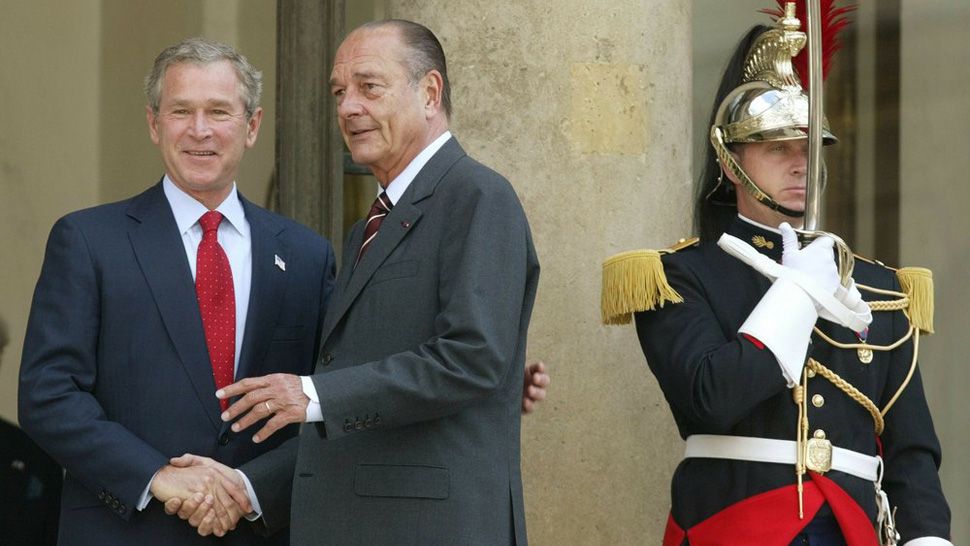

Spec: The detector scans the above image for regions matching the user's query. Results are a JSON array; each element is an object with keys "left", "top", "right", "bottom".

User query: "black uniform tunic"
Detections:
[{"left": 634, "top": 217, "right": 950, "bottom": 544}]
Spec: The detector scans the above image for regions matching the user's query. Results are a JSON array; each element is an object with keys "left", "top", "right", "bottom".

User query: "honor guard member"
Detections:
[{"left": 601, "top": 3, "right": 951, "bottom": 545}]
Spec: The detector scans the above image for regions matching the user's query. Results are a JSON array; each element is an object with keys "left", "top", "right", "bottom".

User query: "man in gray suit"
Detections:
[{"left": 173, "top": 18, "right": 540, "bottom": 545}]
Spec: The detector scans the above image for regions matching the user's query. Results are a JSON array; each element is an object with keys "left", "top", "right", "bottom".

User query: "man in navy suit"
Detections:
[{"left": 18, "top": 37, "right": 336, "bottom": 545}]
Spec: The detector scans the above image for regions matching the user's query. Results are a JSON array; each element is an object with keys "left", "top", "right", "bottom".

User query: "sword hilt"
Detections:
[{"left": 795, "top": 228, "right": 855, "bottom": 288}]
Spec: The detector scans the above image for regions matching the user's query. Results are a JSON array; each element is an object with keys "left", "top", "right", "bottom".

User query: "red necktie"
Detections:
[
  {"left": 196, "top": 211, "right": 235, "bottom": 411},
  {"left": 354, "top": 191, "right": 393, "bottom": 268}
]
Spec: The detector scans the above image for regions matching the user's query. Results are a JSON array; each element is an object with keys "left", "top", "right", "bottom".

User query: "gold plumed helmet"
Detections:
[{"left": 709, "top": 3, "right": 836, "bottom": 218}]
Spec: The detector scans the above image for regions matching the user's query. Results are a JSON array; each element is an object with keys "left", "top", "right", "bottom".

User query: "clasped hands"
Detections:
[
  {"left": 158, "top": 373, "right": 310, "bottom": 536},
  {"left": 162, "top": 363, "right": 551, "bottom": 535},
  {"left": 150, "top": 454, "right": 251, "bottom": 537}
]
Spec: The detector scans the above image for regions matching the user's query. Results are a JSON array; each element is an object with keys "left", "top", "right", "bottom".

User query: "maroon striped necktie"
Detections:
[
  {"left": 354, "top": 191, "right": 393, "bottom": 268},
  {"left": 195, "top": 211, "right": 235, "bottom": 411}
]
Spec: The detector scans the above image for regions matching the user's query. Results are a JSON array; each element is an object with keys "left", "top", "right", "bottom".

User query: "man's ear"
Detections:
[
  {"left": 245, "top": 107, "right": 264, "bottom": 148},
  {"left": 146, "top": 105, "right": 160, "bottom": 145},
  {"left": 421, "top": 70, "right": 444, "bottom": 117}
]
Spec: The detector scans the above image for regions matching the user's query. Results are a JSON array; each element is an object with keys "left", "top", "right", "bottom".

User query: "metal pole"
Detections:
[{"left": 804, "top": 0, "right": 824, "bottom": 231}]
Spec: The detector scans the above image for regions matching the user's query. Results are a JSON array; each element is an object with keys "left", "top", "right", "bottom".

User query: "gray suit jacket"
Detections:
[{"left": 244, "top": 138, "right": 539, "bottom": 545}]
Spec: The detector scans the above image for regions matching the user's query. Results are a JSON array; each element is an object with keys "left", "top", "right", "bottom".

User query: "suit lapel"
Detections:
[
  {"left": 319, "top": 221, "right": 362, "bottom": 343},
  {"left": 126, "top": 183, "right": 221, "bottom": 430},
  {"left": 319, "top": 138, "right": 466, "bottom": 344},
  {"left": 336, "top": 223, "right": 363, "bottom": 296},
  {"left": 236, "top": 199, "right": 286, "bottom": 383},
  {"left": 328, "top": 201, "right": 424, "bottom": 327}
]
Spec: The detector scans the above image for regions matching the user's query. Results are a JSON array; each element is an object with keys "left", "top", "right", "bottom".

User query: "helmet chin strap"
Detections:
[{"left": 710, "top": 126, "right": 805, "bottom": 219}]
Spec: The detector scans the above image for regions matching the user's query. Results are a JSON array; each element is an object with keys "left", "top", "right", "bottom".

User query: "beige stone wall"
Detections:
[
  {"left": 899, "top": 1, "right": 970, "bottom": 540},
  {"left": 0, "top": 0, "right": 101, "bottom": 422},
  {"left": 384, "top": 2, "right": 692, "bottom": 544}
]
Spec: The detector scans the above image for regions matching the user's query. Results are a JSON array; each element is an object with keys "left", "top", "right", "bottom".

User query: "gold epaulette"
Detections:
[
  {"left": 600, "top": 237, "right": 698, "bottom": 325},
  {"left": 854, "top": 253, "right": 934, "bottom": 335},
  {"left": 896, "top": 267, "right": 934, "bottom": 334}
]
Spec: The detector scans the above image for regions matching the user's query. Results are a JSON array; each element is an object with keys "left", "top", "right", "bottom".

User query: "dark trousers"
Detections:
[{"left": 788, "top": 515, "right": 847, "bottom": 546}]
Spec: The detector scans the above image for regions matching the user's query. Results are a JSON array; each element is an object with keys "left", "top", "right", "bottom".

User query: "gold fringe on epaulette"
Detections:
[
  {"left": 601, "top": 250, "right": 683, "bottom": 325},
  {"left": 896, "top": 267, "right": 934, "bottom": 335}
]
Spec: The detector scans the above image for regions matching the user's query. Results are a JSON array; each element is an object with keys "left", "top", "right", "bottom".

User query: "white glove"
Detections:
[
  {"left": 834, "top": 278, "right": 873, "bottom": 332},
  {"left": 836, "top": 278, "right": 862, "bottom": 309},
  {"left": 780, "top": 222, "right": 840, "bottom": 298},
  {"left": 778, "top": 223, "right": 872, "bottom": 331},
  {"left": 718, "top": 230, "right": 872, "bottom": 386}
]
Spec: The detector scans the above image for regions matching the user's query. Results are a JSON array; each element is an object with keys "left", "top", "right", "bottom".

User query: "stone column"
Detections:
[
  {"left": 276, "top": 1, "right": 346, "bottom": 249},
  {"left": 382, "top": 2, "right": 692, "bottom": 543}
]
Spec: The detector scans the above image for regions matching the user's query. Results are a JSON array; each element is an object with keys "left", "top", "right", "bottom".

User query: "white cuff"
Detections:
[
  {"left": 739, "top": 278, "right": 818, "bottom": 387},
  {"left": 301, "top": 375, "right": 323, "bottom": 422},
  {"left": 236, "top": 469, "right": 263, "bottom": 521},
  {"left": 902, "top": 538, "right": 953, "bottom": 546},
  {"left": 138, "top": 471, "right": 159, "bottom": 510}
]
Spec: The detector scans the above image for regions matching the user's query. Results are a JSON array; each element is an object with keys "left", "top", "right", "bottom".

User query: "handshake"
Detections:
[
  {"left": 149, "top": 453, "right": 252, "bottom": 537},
  {"left": 145, "top": 362, "right": 552, "bottom": 537},
  {"left": 147, "top": 372, "right": 315, "bottom": 537}
]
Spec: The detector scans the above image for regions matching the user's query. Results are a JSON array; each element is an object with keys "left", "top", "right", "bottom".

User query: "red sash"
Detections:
[{"left": 662, "top": 472, "right": 878, "bottom": 546}]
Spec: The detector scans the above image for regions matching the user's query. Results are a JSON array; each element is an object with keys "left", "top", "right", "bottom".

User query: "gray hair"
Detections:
[
  {"left": 144, "top": 37, "right": 262, "bottom": 119},
  {"left": 357, "top": 19, "right": 452, "bottom": 118}
]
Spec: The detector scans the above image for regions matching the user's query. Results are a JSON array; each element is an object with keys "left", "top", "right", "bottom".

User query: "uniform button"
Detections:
[
  {"left": 374, "top": 413, "right": 382, "bottom": 425},
  {"left": 813, "top": 429, "right": 826, "bottom": 440},
  {"left": 812, "top": 394, "right": 825, "bottom": 408},
  {"left": 119, "top": 504, "right": 127, "bottom": 512},
  {"left": 354, "top": 419, "right": 363, "bottom": 430},
  {"left": 110, "top": 499, "right": 120, "bottom": 509},
  {"left": 219, "top": 432, "right": 230, "bottom": 446},
  {"left": 343, "top": 419, "right": 353, "bottom": 433},
  {"left": 364, "top": 415, "right": 372, "bottom": 428},
  {"left": 98, "top": 491, "right": 106, "bottom": 500},
  {"left": 322, "top": 352, "right": 334, "bottom": 366}
]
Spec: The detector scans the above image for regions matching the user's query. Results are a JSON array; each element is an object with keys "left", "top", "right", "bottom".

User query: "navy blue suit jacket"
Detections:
[{"left": 19, "top": 182, "right": 335, "bottom": 545}]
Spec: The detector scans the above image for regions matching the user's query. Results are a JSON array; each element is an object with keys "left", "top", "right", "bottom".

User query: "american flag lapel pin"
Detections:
[{"left": 274, "top": 254, "right": 286, "bottom": 271}]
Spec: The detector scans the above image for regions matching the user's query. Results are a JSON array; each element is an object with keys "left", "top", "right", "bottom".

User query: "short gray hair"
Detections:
[
  {"left": 144, "top": 37, "right": 262, "bottom": 119},
  {"left": 357, "top": 20, "right": 452, "bottom": 118}
]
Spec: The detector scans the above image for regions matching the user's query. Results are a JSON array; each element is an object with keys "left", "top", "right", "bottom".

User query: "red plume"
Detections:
[{"left": 760, "top": 0, "right": 856, "bottom": 82}]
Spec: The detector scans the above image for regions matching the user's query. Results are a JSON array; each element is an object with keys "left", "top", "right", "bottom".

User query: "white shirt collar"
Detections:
[
  {"left": 162, "top": 175, "right": 248, "bottom": 237},
  {"left": 383, "top": 131, "right": 452, "bottom": 205},
  {"left": 737, "top": 213, "right": 784, "bottom": 234}
]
